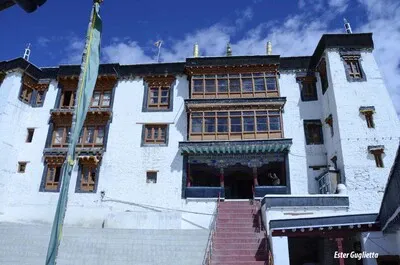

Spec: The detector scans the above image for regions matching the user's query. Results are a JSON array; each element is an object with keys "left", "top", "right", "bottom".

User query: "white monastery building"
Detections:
[{"left": 0, "top": 32, "right": 400, "bottom": 265}]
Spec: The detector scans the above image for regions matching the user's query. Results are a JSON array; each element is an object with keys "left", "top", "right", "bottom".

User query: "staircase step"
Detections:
[
  {"left": 214, "top": 238, "right": 262, "bottom": 244},
  {"left": 213, "top": 249, "right": 267, "bottom": 256},
  {"left": 212, "top": 254, "right": 268, "bottom": 262},
  {"left": 217, "top": 225, "right": 260, "bottom": 233},
  {"left": 214, "top": 241, "right": 266, "bottom": 249},
  {"left": 214, "top": 232, "right": 260, "bottom": 238},
  {"left": 218, "top": 212, "right": 258, "bottom": 218},
  {"left": 211, "top": 261, "right": 266, "bottom": 265}
]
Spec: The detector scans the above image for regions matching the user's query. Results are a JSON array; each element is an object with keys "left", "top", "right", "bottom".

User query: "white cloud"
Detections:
[
  {"left": 357, "top": 0, "right": 400, "bottom": 115},
  {"left": 53, "top": 0, "right": 399, "bottom": 115},
  {"left": 235, "top": 7, "right": 254, "bottom": 29}
]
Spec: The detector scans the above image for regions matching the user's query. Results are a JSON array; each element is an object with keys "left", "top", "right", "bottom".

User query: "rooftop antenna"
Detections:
[
  {"left": 23, "top": 43, "right": 31, "bottom": 61},
  {"left": 266, "top": 41, "right": 272, "bottom": 55},
  {"left": 344, "top": 18, "right": 352, "bottom": 34},
  {"left": 154, "top": 40, "right": 163, "bottom": 63},
  {"left": 226, "top": 43, "right": 232, "bottom": 57},
  {"left": 193, "top": 43, "right": 199, "bottom": 58}
]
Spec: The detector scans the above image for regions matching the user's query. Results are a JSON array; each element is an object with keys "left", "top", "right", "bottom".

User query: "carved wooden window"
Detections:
[
  {"left": 91, "top": 90, "right": 112, "bottom": 108},
  {"left": 318, "top": 59, "right": 329, "bottom": 94},
  {"left": 36, "top": 90, "right": 46, "bottom": 106},
  {"left": 144, "top": 125, "right": 167, "bottom": 144},
  {"left": 304, "top": 120, "right": 324, "bottom": 145},
  {"left": 19, "top": 84, "right": 33, "bottom": 103},
  {"left": 148, "top": 87, "right": 170, "bottom": 109},
  {"left": 77, "top": 126, "right": 105, "bottom": 147},
  {"left": 60, "top": 90, "right": 75, "bottom": 109},
  {"left": 341, "top": 54, "right": 365, "bottom": 81},
  {"left": 191, "top": 73, "right": 278, "bottom": 98},
  {"left": 52, "top": 126, "right": 71, "bottom": 147},
  {"left": 26, "top": 128, "right": 34, "bottom": 143},
  {"left": 189, "top": 110, "right": 283, "bottom": 140},
  {"left": 18, "top": 162, "right": 27, "bottom": 173},
  {"left": 143, "top": 76, "right": 175, "bottom": 111},
  {"left": 345, "top": 59, "right": 362, "bottom": 79},
  {"left": 297, "top": 75, "right": 317, "bottom": 101},
  {"left": 45, "top": 165, "right": 62, "bottom": 191},
  {"left": 79, "top": 164, "right": 97, "bottom": 192}
]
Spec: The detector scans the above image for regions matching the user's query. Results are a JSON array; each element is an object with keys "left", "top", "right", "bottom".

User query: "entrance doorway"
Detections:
[{"left": 224, "top": 165, "right": 253, "bottom": 199}]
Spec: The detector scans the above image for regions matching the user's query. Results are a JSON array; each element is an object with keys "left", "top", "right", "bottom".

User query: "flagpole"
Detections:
[
  {"left": 156, "top": 41, "right": 162, "bottom": 63},
  {"left": 45, "top": 1, "right": 103, "bottom": 264}
]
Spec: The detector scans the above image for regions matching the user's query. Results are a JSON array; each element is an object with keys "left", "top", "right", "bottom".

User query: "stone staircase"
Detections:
[
  {"left": 211, "top": 201, "right": 269, "bottom": 265},
  {"left": 0, "top": 223, "right": 209, "bottom": 265}
]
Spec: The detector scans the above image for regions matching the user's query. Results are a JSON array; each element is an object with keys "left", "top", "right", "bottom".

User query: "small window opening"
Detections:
[
  {"left": 18, "top": 162, "right": 27, "bottom": 173},
  {"left": 146, "top": 171, "right": 157, "bottom": 183},
  {"left": 26, "top": 128, "right": 34, "bottom": 143}
]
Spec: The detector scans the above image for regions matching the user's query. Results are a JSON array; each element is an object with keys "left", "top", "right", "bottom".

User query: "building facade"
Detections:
[{"left": 0, "top": 33, "right": 399, "bottom": 264}]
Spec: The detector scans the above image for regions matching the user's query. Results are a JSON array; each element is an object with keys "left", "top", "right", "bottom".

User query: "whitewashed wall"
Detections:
[
  {"left": 0, "top": 72, "right": 60, "bottom": 224},
  {"left": 0, "top": 73, "right": 216, "bottom": 229},
  {"left": 279, "top": 73, "right": 309, "bottom": 194},
  {"left": 327, "top": 50, "right": 400, "bottom": 212}
]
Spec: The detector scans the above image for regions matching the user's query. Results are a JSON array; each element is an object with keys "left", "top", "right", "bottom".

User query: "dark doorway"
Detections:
[{"left": 224, "top": 165, "right": 253, "bottom": 199}]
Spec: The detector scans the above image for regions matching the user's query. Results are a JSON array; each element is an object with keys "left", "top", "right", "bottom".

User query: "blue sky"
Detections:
[{"left": 0, "top": 0, "right": 399, "bottom": 114}]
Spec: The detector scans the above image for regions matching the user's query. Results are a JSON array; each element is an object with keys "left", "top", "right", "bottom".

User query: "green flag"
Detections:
[{"left": 45, "top": 2, "right": 102, "bottom": 265}]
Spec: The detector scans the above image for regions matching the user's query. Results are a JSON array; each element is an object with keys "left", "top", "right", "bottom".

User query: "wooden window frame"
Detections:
[
  {"left": 43, "top": 164, "right": 62, "bottom": 192},
  {"left": 341, "top": 54, "right": 366, "bottom": 82},
  {"left": 318, "top": 59, "right": 329, "bottom": 94},
  {"left": 371, "top": 150, "right": 384, "bottom": 168},
  {"left": 77, "top": 163, "right": 98, "bottom": 192},
  {"left": 304, "top": 120, "right": 324, "bottom": 145},
  {"left": 191, "top": 73, "right": 279, "bottom": 99},
  {"left": 142, "top": 124, "right": 168, "bottom": 145},
  {"left": 26, "top": 128, "right": 35, "bottom": 143},
  {"left": 59, "top": 90, "right": 76, "bottom": 109},
  {"left": 77, "top": 126, "right": 105, "bottom": 148},
  {"left": 189, "top": 110, "right": 283, "bottom": 140},
  {"left": 90, "top": 89, "right": 112, "bottom": 108},
  {"left": 19, "top": 84, "right": 33, "bottom": 104},
  {"left": 365, "top": 112, "right": 375, "bottom": 128},
  {"left": 301, "top": 79, "right": 318, "bottom": 101},
  {"left": 147, "top": 86, "right": 170, "bottom": 110},
  {"left": 18, "top": 161, "right": 27, "bottom": 173},
  {"left": 51, "top": 126, "right": 71, "bottom": 148},
  {"left": 146, "top": 170, "right": 158, "bottom": 183}
]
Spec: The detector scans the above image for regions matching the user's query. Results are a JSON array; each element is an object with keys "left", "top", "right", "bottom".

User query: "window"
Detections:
[
  {"left": 19, "top": 84, "right": 33, "bottom": 103},
  {"left": 18, "top": 162, "right": 27, "bottom": 173},
  {"left": 146, "top": 171, "right": 157, "bottom": 183},
  {"left": 369, "top": 146, "right": 384, "bottom": 168},
  {"left": 52, "top": 126, "right": 104, "bottom": 148},
  {"left": 191, "top": 73, "right": 279, "bottom": 98},
  {"left": 52, "top": 127, "right": 71, "bottom": 147},
  {"left": 189, "top": 110, "right": 283, "bottom": 140},
  {"left": 91, "top": 90, "right": 112, "bottom": 108},
  {"left": 360, "top": 106, "right": 375, "bottom": 128},
  {"left": 318, "top": 59, "right": 329, "bottom": 94},
  {"left": 43, "top": 165, "right": 62, "bottom": 191},
  {"left": 304, "top": 120, "right": 324, "bottom": 145},
  {"left": 325, "top": 114, "right": 334, "bottom": 137},
  {"left": 36, "top": 90, "right": 46, "bottom": 106},
  {"left": 78, "top": 164, "right": 97, "bottom": 192},
  {"left": 345, "top": 60, "right": 362, "bottom": 79},
  {"left": 60, "top": 90, "right": 75, "bottom": 108},
  {"left": 26, "top": 128, "right": 34, "bottom": 143},
  {"left": 147, "top": 87, "right": 170, "bottom": 109},
  {"left": 342, "top": 54, "right": 366, "bottom": 81},
  {"left": 143, "top": 125, "right": 168, "bottom": 145},
  {"left": 298, "top": 76, "right": 317, "bottom": 101}
]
